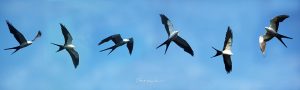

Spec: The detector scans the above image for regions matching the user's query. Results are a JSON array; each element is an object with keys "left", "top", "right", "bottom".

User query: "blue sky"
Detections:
[{"left": 0, "top": 0, "right": 300, "bottom": 90}]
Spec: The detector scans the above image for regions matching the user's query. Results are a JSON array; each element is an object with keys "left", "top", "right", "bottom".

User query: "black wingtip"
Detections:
[
  {"left": 5, "top": 20, "right": 10, "bottom": 23},
  {"left": 38, "top": 30, "right": 42, "bottom": 34},
  {"left": 227, "top": 26, "right": 232, "bottom": 32},
  {"left": 74, "top": 65, "right": 78, "bottom": 69},
  {"left": 129, "top": 52, "right": 132, "bottom": 56},
  {"left": 6, "top": 20, "right": 12, "bottom": 26},
  {"left": 280, "top": 15, "right": 289, "bottom": 18},
  {"left": 97, "top": 42, "right": 102, "bottom": 46},
  {"left": 159, "top": 14, "right": 168, "bottom": 21},
  {"left": 59, "top": 23, "right": 66, "bottom": 28},
  {"left": 226, "top": 71, "right": 231, "bottom": 74}
]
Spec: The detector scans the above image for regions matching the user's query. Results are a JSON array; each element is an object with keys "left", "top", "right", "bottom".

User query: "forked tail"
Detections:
[
  {"left": 275, "top": 33, "right": 292, "bottom": 48},
  {"left": 211, "top": 47, "right": 222, "bottom": 58},
  {"left": 156, "top": 39, "right": 172, "bottom": 54},
  {"left": 100, "top": 45, "right": 118, "bottom": 55},
  {"left": 4, "top": 46, "right": 21, "bottom": 55},
  {"left": 51, "top": 43, "right": 65, "bottom": 52}
]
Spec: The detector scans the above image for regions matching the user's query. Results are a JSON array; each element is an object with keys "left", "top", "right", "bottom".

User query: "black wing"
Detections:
[
  {"left": 173, "top": 36, "right": 194, "bottom": 56},
  {"left": 60, "top": 24, "right": 73, "bottom": 45},
  {"left": 223, "top": 27, "right": 233, "bottom": 51},
  {"left": 223, "top": 55, "right": 232, "bottom": 73},
  {"left": 270, "top": 15, "right": 289, "bottom": 32},
  {"left": 160, "top": 14, "right": 174, "bottom": 36},
  {"left": 98, "top": 34, "right": 123, "bottom": 45},
  {"left": 126, "top": 38, "right": 134, "bottom": 55},
  {"left": 32, "top": 31, "right": 42, "bottom": 41},
  {"left": 66, "top": 48, "right": 79, "bottom": 68},
  {"left": 6, "top": 20, "right": 27, "bottom": 44}
]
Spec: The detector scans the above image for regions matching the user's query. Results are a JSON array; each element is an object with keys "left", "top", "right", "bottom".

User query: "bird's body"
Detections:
[
  {"left": 4, "top": 20, "right": 41, "bottom": 54},
  {"left": 157, "top": 14, "right": 194, "bottom": 56},
  {"left": 259, "top": 15, "right": 292, "bottom": 54},
  {"left": 222, "top": 49, "right": 233, "bottom": 55},
  {"left": 212, "top": 26, "right": 233, "bottom": 74},
  {"left": 66, "top": 44, "right": 75, "bottom": 48},
  {"left": 115, "top": 39, "right": 130, "bottom": 47},
  {"left": 98, "top": 34, "right": 134, "bottom": 55},
  {"left": 169, "top": 31, "right": 179, "bottom": 39},
  {"left": 18, "top": 41, "right": 32, "bottom": 48},
  {"left": 51, "top": 24, "right": 79, "bottom": 69}
]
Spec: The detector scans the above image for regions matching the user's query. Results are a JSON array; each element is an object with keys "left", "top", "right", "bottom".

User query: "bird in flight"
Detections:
[
  {"left": 4, "top": 20, "right": 41, "bottom": 55},
  {"left": 211, "top": 26, "right": 233, "bottom": 74},
  {"left": 259, "top": 15, "right": 292, "bottom": 54},
  {"left": 157, "top": 14, "right": 194, "bottom": 56},
  {"left": 51, "top": 24, "right": 79, "bottom": 69},
  {"left": 98, "top": 34, "right": 134, "bottom": 55}
]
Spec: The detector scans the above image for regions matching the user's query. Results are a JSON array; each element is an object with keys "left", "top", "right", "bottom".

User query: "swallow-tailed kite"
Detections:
[
  {"left": 156, "top": 14, "right": 194, "bottom": 56},
  {"left": 211, "top": 26, "right": 233, "bottom": 74},
  {"left": 98, "top": 34, "right": 133, "bottom": 55},
  {"left": 51, "top": 24, "right": 79, "bottom": 68},
  {"left": 4, "top": 20, "right": 41, "bottom": 55},
  {"left": 259, "top": 15, "right": 292, "bottom": 54}
]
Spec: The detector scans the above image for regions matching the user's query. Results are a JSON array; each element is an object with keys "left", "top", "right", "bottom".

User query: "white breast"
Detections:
[
  {"left": 27, "top": 41, "right": 33, "bottom": 44},
  {"left": 67, "top": 44, "right": 75, "bottom": 48},
  {"left": 169, "top": 31, "right": 179, "bottom": 38},
  {"left": 222, "top": 50, "right": 233, "bottom": 55},
  {"left": 259, "top": 35, "right": 264, "bottom": 44},
  {"left": 123, "top": 39, "right": 129, "bottom": 42}
]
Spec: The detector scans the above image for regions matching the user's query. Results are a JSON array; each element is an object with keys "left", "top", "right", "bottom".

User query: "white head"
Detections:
[
  {"left": 259, "top": 35, "right": 264, "bottom": 44},
  {"left": 222, "top": 50, "right": 233, "bottom": 55},
  {"left": 264, "top": 27, "right": 269, "bottom": 30},
  {"left": 27, "top": 41, "right": 33, "bottom": 44},
  {"left": 123, "top": 38, "right": 130, "bottom": 42},
  {"left": 174, "top": 31, "right": 179, "bottom": 35},
  {"left": 259, "top": 35, "right": 266, "bottom": 54},
  {"left": 265, "top": 27, "right": 275, "bottom": 31},
  {"left": 67, "top": 44, "right": 75, "bottom": 48}
]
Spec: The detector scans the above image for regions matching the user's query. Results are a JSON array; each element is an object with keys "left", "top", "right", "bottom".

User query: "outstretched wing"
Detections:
[
  {"left": 269, "top": 15, "right": 289, "bottom": 32},
  {"left": 173, "top": 36, "right": 194, "bottom": 56},
  {"left": 160, "top": 14, "right": 174, "bottom": 36},
  {"left": 259, "top": 35, "right": 267, "bottom": 54},
  {"left": 6, "top": 20, "right": 27, "bottom": 44},
  {"left": 60, "top": 24, "right": 73, "bottom": 45},
  {"left": 98, "top": 34, "right": 123, "bottom": 45},
  {"left": 223, "top": 27, "right": 233, "bottom": 51},
  {"left": 32, "top": 31, "right": 42, "bottom": 41},
  {"left": 223, "top": 55, "right": 232, "bottom": 73},
  {"left": 126, "top": 38, "right": 134, "bottom": 55},
  {"left": 66, "top": 48, "right": 79, "bottom": 69}
]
